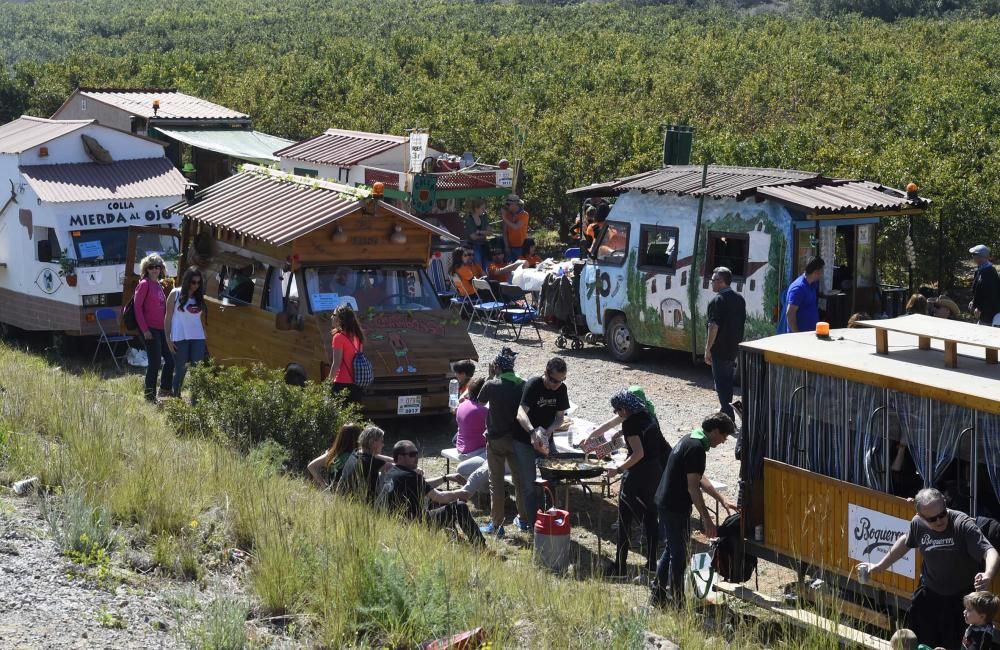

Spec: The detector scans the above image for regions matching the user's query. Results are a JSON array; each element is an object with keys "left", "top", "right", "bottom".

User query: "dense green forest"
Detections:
[{"left": 1, "top": 0, "right": 999, "bottom": 289}]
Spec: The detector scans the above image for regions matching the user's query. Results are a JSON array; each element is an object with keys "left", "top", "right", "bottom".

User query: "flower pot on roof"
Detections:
[{"left": 57, "top": 249, "right": 77, "bottom": 286}]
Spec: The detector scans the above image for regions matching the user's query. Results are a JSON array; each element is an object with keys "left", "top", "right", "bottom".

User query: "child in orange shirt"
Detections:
[
  {"left": 519, "top": 238, "right": 542, "bottom": 268},
  {"left": 487, "top": 247, "right": 523, "bottom": 283}
]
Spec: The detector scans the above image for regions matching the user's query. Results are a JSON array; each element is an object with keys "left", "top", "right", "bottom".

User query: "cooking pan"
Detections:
[{"left": 537, "top": 452, "right": 606, "bottom": 481}]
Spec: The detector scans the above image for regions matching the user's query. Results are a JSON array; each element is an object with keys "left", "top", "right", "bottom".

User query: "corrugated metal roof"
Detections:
[
  {"left": 755, "top": 181, "right": 920, "bottom": 213},
  {"left": 167, "top": 165, "right": 458, "bottom": 246},
  {"left": 275, "top": 128, "right": 407, "bottom": 166},
  {"left": 568, "top": 165, "right": 926, "bottom": 215},
  {"left": 614, "top": 165, "right": 819, "bottom": 199},
  {"left": 78, "top": 88, "right": 248, "bottom": 120},
  {"left": 0, "top": 116, "right": 93, "bottom": 154},
  {"left": 20, "top": 158, "right": 186, "bottom": 203}
]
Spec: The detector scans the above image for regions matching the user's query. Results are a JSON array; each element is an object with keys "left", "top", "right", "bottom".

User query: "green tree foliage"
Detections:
[{"left": 1, "top": 0, "right": 998, "bottom": 289}]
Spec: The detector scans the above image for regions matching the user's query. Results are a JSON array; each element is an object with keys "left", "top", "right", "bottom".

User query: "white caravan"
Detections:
[{"left": 0, "top": 116, "right": 185, "bottom": 338}]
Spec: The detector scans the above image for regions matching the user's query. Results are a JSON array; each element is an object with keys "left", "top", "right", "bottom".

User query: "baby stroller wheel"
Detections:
[
  {"left": 556, "top": 335, "right": 567, "bottom": 349},
  {"left": 572, "top": 339, "right": 584, "bottom": 350}
]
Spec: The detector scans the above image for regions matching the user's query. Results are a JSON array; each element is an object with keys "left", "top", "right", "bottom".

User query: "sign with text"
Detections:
[
  {"left": 63, "top": 201, "right": 176, "bottom": 230},
  {"left": 407, "top": 132, "right": 429, "bottom": 173},
  {"left": 847, "top": 503, "right": 915, "bottom": 579}
]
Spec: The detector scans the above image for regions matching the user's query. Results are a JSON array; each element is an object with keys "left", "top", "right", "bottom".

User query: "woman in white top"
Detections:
[{"left": 165, "top": 266, "right": 208, "bottom": 397}]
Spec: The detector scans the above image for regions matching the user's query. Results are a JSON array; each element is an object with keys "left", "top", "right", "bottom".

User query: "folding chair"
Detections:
[
  {"left": 564, "top": 247, "right": 581, "bottom": 259},
  {"left": 498, "top": 283, "right": 542, "bottom": 343},
  {"left": 470, "top": 278, "right": 511, "bottom": 337},
  {"left": 92, "top": 307, "right": 132, "bottom": 369},
  {"left": 449, "top": 274, "right": 478, "bottom": 322}
]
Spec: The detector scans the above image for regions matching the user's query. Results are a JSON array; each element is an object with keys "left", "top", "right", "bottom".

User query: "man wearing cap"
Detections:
[
  {"left": 501, "top": 194, "right": 530, "bottom": 262},
  {"left": 969, "top": 245, "right": 1000, "bottom": 325},
  {"left": 779, "top": 257, "right": 825, "bottom": 334}
]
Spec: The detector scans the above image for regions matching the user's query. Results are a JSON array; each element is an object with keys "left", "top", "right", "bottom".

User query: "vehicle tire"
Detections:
[
  {"left": 0, "top": 322, "right": 18, "bottom": 341},
  {"left": 606, "top": 314, "right": 639, "bottom": 362}
]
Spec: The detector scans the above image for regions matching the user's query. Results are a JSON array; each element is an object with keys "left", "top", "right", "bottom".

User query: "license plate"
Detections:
[{"left": 397, "top": 395, "right": 422, "bottom": 415}]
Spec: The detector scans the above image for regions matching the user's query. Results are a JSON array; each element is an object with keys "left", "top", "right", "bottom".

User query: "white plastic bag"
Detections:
[{"left": 126, "top": 347, "right": 149, "bottom": 368}]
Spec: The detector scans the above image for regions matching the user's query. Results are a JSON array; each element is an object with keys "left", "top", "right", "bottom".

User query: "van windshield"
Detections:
[
  {"left": 72, "top": 228, "right": 179, "bottom": 268},
  {"left": 304, "top": 267, "right": 441, "bottom": 314}
]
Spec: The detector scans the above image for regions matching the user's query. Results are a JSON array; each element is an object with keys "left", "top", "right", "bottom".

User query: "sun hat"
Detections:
[
  {"left": 504, "top": 194, "right": 523, "bottom": 205},
  {"left": 970, "top": 244, "right": 990, "bottom": 257}
]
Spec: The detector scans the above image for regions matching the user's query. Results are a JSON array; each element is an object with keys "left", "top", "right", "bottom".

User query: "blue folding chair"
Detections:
[
  {"left": 92, "top": 307, "right": 132, "bottom": 369},
  {"left": 470, "top": 278, "right": 512, "bottom": 337},
  {"left": 499, "top": 283, "right": 542, "bottom": 344},
  {"left": 564, "top": 247, "right": 581, "bottom": 259}
]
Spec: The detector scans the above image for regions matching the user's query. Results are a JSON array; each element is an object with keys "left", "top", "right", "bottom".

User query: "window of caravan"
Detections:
[
  {"left": 593, "top": 221, "right": 630, "bottom": 265},
  {"left": 304, "top": 267, "right": 439, "bottom": 314},
  {"left": 639, "top": 225, "right": 679, "bottom": 271},
  {"left": 706, "top": 231, "right": 748, "bottom": 278},
  {"left": 72, "top": 228, "right": 179, "bottom": 268}
]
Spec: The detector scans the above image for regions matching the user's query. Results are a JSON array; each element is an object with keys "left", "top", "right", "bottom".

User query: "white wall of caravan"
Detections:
[{"left": 17, "top": 124, "right": 165, "bottom": 167}]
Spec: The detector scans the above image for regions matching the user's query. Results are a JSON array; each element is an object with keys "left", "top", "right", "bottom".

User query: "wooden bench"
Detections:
[{"left": 859, "top": 314, "right": 1000, "bottom": 368}]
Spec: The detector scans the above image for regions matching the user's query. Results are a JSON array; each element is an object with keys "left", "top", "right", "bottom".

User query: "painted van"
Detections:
[
  {"left": 0, "top": 116, "right": 184, "bottom": 338},
  {"left": 568, "top": 166, "right": 926, "bottom": 361}
]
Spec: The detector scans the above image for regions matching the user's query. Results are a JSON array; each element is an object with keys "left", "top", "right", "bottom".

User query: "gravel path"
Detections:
[{"left": 468, "top": 326, "right": 740, "bottom": 501}]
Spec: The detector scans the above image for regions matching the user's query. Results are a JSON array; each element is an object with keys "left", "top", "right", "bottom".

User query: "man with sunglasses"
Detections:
[
  {"left": 858, "top": 488, "right": 999, "bottom": 649},
  {"left": 513, "top": 357, "right": 570, "bottom": 531},
  {"left": 379, "top": 440, "right": 485, "bottom": 546}
]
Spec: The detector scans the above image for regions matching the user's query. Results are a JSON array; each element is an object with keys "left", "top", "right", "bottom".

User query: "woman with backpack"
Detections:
[
  {"left": 133, "top": 253, "right": 174, "bottom": 402},
  {"left": 330, "top": 303, "right": 367, "bottom": 404}
]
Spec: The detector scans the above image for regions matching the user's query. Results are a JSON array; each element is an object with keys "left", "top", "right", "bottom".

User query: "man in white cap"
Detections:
[{"left": 969, "top": 244, "right": 1000, "bottom": 325}]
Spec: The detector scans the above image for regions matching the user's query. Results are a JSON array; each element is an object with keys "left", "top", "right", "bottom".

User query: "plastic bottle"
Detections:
[
  {"left": 448, "top": 379, "right": 460, "bottom": 409},
  {"left": 12, "top": 477, "right": 38, "bottom": 496}
]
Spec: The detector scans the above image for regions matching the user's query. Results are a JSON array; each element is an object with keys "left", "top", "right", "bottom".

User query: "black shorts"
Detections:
[{"left": 905, "top": 583, "right": 968, "bottom": 650}]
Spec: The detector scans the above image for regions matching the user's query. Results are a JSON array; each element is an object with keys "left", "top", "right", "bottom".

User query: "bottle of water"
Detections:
[{"left": 448, "top": 379, "right": 460, "bottom": 409}]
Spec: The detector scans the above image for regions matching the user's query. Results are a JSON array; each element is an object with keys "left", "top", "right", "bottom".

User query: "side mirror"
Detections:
[{"left": 37, "top": 240, "right": 52, "bottom": 263}]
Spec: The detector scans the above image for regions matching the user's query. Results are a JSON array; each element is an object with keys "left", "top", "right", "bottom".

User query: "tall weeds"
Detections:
[{"left": 0, "top": 346, "right": 855, "bottom": 648}]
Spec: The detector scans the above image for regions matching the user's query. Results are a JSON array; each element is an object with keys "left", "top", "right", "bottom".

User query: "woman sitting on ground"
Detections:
[
  {"left": 455, "top": 377, "right": 488, "bottom": 458},
  {"left": 905, "top": 293, "right": 928, "bottom": 315},
  {"left": 307, "top": 422, "right": 363, "bottom": 489},
  {"left": 337, "top": 425, "right": 395, "bottom": 502}
]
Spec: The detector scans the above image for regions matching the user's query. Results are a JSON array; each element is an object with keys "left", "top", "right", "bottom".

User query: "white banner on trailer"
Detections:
[
  {"left": 407, "top": 132, "right": 429, "bottom": 173},
  {"left": 847, "top": 503, "right": 915, "bottom": 579}
]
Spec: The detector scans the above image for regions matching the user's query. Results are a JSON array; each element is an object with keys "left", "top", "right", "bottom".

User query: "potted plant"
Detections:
[{"left": 57, "top": 249, "right": 77, "bottom": 287}]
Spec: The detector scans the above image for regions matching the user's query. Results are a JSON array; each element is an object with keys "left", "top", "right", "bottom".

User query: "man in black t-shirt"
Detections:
[
  {"left": 652, "top": 412, "right": 736, "bottom": 606},
  {"left": 704, "top": 267, "right": 746, "bottom": 420},
  {"left": 336, "top": 425, "right": 390, "bottom": 503},
  {"left": 513, "top": 356, "right": 570, "bottom": 531},
  {"left": 379, "top": 440, "right": 485, "bottom": 546}
]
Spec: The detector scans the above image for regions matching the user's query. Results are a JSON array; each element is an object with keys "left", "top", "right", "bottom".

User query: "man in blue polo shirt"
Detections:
[{"left": 779, "top": 257, "right": 825, "bottom": 334}]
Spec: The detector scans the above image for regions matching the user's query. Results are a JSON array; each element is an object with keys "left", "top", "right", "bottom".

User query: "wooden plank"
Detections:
[
  {"left": 944, "top": 340, "right": 958, "bottom": 368},
  {"left": 918, "top": 336, "right": 930, "bottom": 350},
  {"left": 875, "top": 328, "right": 889, "bottom": 355},
  {"left": 857, "top": 314, "right": 1000, "bottom": 351},
  {"left": 714, "top": 582, "right": 892, "bottom": 650},
  {"left": 988, "top": 348, "right": 998, "bottom": 365}
]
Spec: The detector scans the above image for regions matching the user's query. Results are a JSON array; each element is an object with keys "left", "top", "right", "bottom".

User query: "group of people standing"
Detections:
[{"left": 131, "top": 255, "right": 209, "bottom": 402}]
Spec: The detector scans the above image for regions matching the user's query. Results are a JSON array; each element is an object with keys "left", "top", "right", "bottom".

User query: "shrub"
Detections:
[
  {"left": 177, "top": 597, "right": 249, "bottom": 650},
  {"left": 41, "top": 484, "right": 117, "bottom": 558},
  {"left": 163, "top": 362, "right": 362, "bottom": 471}
]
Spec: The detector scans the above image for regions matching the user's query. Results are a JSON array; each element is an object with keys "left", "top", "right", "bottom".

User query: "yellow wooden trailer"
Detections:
[{"left": 739, "top": 315, "right": 1000, "bottom": 612}]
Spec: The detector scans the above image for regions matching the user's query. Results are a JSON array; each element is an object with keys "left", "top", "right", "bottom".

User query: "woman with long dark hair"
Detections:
[
  {"left": 165, "top": 266, "right": 208, "bottom": 397},
  {"left": 449, "top": 246, "right": 484, "bottom": 298},
  {"left": 134, "top": 253, "right": 174, "bottom": 401},
  {"left": 306, "top": 422, "right": 363, "bottom": 489},
  {"left": 330, "top": 303, "right": 365, "bottom": 402}
]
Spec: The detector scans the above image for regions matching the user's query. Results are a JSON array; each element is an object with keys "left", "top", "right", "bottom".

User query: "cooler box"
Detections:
[{"left": 533, "top": 508, "right": 570, "bottom": 573}]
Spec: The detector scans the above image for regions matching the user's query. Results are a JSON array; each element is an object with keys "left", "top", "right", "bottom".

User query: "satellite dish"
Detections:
[
  {"left": 460, "top": 152, "right": 475, "bottom": 169},
  {"left": 81, "top": 134, "right": 113, "bottom": 165}
]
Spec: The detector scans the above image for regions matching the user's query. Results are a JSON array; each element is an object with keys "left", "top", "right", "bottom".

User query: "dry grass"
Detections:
[{"left": 0, "top": 345, "right": 857, "bottom": 648}]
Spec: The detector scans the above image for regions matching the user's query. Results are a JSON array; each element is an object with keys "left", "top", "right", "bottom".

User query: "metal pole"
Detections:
[
  {"left": 689, "top": 162, "right": 709, "bottom": 364},
  {"left": 938, "top": 213, "right": 945, "bottom": 291}
]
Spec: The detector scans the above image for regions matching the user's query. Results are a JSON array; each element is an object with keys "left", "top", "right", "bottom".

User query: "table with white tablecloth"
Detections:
[{"left": 510, "top": 261, "right": 573, "bottom": 293}]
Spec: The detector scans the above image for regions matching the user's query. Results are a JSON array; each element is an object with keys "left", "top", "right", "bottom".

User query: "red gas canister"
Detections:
[{"left": 533, "top": 507, "right": 571, "bottom": 573}]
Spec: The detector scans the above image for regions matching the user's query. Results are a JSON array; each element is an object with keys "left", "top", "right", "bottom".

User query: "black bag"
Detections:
[
  {"left": 712, "top": 513, "right": 757, "bottom": 583},
  {"left": 122, "top": 297, "right": 138, "bottom": 331}
]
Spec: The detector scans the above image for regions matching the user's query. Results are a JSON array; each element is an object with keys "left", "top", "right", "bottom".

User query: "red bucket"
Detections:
[{"left": 534, "top": 508, "right": 570, "bottom": 536}]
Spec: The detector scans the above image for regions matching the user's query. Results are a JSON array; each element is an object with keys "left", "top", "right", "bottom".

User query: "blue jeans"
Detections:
[
  {"left": 654, "top": 508, "right": 690, "bottom": 604},
  {"left": 172, "top": 338, "right": 206, "bottom": 396},
  {"left": 142, "top": 328, "right": 174, "bottom": 401},
  {"left": 511, "top": 439, "right": 538, "bottom": 525},
  {"left": 711, "top": 357, "right": 735, "bottom": 420}
]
